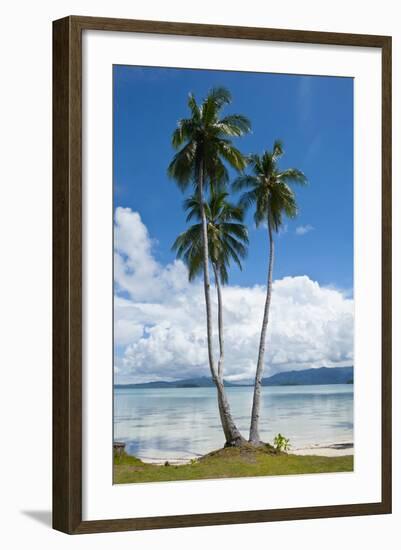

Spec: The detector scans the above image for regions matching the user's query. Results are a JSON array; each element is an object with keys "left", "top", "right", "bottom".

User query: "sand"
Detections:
[
  {"left": 291, "top": 442, "right": 354, "bottom": 457},
  {"left": 137, "top": 442, "right": 354, "bottom": 464}
]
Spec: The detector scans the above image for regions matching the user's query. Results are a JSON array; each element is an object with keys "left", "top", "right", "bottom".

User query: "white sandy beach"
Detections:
[
  {"left": 291, "top": 442, "right": 354, "bottom": 457},
  {"left": 140, "top": 457, "right": 194, "bottom": 465},
  {"left": 135, "top": 442, "right": 354, "bottom": 465}
]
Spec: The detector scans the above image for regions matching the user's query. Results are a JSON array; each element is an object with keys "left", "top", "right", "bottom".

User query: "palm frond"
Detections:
[
  {"left": 272, "top": 139, "right": 284, "bottom": 160},
  {"left": 167, "top": 141, "right": 197, "bottom": 189},
  {"left": 223, "top": 239, "right": 243, "bottom": 269},
  {"left": 261, "top": 151, "right": 273, "bottom": 176},
  {"left": 187, "top": 251, "right": 203, "bottom": 281},
  {"left": 216, "top": 114, "right": 251, "bottom": 137},
  {"left": 205, "top": 86, "right": 232, "bottom": 109},
  {"left": 187, "top": 93, "right": 201, "bottom": 122},
  {"left": 171, "top": 118, "right": 196, "bottom": 148},
  {"left": 205, "top": 156, "right": 230, "bottom": 187},
  {"left": 218, "top": 263, "right": 229, "bottom": 285},
  {"left": 279, "top": 168, "right": 307, "bottom": 185},
  {"left": 220, "top": 222, "right": 249, "bottom": 243},
  {"left": 171, "top": 224, "right": 202, "bottom": 255},
  {"left": 217, "top": 141, "right": 247, "bottom": 172},
  {"left": 232, "top": 174, "right": 258, "bottom": 192},
  {"left": 246, "top": 153, "right": 263, "bottom": 176},
  {"left": 201, "top": 87, "right": 231, "bottom": 126},
  {"left": 238, "top": 189, "right": 258, "bottom": 211}
]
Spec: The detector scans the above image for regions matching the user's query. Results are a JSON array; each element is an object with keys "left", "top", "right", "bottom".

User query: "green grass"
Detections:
[{"left": 114, "top": 444, "right": 353, "bottom": 484}]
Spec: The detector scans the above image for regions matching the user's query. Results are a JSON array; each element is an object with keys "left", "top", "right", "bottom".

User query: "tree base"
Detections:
[
  {"left": 220, "top": 440, "right": 279, "bottom": 455},
  {"left": 223, "top": 436, "right": 277, "bottom": 451},
  {"left": 248, "top": 439, "right": 266, "bottom": 447},
  {"left": 223, "top": 435, "right": 248, "bottom": 448}
]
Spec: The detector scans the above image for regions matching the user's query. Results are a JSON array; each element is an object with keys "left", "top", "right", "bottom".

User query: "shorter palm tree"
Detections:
[
  {"left": 173, "top": 190, "right": 248, "bottom": 441},
  {"left": 233, "top": 140, "right": 307, "bottom": 444},
  {"left": 174, "top": 189, "right": 248, "bottom": 278}
]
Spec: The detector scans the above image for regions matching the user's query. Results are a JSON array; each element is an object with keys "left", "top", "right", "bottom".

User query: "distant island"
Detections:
[
  {"left": 114, "top": 366, "right": 353, "bottom": 389},
  {"left": 261, "top": 366, "right": 353, "bottom": 386},
  {"left": 114, "top": 376, "right": 239, "bottom": 389}
]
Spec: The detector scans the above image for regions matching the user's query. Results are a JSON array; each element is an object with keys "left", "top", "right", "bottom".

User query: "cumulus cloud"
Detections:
[
  {"left": 114, "top": 208, "right": 353, "bottom": 383},
  {"left": 295, "top": 224, "right": 314, "bottom": 236}
]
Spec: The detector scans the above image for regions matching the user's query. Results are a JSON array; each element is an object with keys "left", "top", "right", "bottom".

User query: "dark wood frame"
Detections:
[{"left": 53, "top": 15, "right": 392, "bottom": 534}]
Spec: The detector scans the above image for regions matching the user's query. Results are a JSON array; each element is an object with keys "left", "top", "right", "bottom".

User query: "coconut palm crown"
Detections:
[
  {"left": 168, "top": 87, "right": 251, "bottom": 190},
  {"left": 233, "top": 140, "right": 307, "bottom": 230},
  {"left": 172, "top": 190, "right": 249, "bottom": 284}
]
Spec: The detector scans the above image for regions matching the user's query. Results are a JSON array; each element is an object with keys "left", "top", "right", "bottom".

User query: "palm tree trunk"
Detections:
[
  {"left": 249, "top": 216, "right": 275, "bottom": 444},
  {"left": 212, "top": 263, "right": 224, "bottom": 380},
  {"left": 198, "top": 165, "right": 244, "bottom": 446},
  {"left": 212, "top": 262, "right": 232, "bottom": 441}
]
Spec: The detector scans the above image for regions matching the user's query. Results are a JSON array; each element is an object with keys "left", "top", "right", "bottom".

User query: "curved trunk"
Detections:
[
  {"left": 198, "top": 166, "right": 244, "bottom": 446},
  {"left": 249, "top": 217, "right": 275, "bottom": 444}
]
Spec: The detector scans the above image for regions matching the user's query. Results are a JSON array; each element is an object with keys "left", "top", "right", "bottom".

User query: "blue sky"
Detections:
[
  {"left": 114, "top": 65, "right": 353, "bottom": 291},
  {"left": 113, "top": 65, "right": 354, "bottom": 383}
]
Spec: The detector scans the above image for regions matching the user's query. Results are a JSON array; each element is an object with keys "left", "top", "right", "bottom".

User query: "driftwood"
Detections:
[{"left": 113, "top": 441, "right": 126, "bottom": 458}]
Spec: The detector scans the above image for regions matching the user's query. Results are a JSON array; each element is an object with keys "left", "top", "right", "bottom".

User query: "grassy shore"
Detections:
[{"left": 114, "top": 444, "right": 353, "bottom": 484}]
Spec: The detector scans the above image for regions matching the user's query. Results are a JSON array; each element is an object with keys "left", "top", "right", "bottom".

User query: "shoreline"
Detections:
[
  {"left": 114, "top": 445, "right": 354, "bottom": 483},
  {"left": 133, "top": 441, "right": 354, "bottom": 465},
  {"left": 291, "top": 441, "right": 353, "bottom": 457}
]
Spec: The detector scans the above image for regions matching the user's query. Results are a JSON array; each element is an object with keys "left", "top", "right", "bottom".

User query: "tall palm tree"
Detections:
[
  {"left": 168, "top": 87, "right": 251, "bottom": 446},
  {"left": 234, "top": 140, "right": 307, "bottom": 445}
]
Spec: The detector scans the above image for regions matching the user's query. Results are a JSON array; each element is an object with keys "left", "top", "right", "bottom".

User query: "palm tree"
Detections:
[
  {"left": 233, "top": 140, "right": 307, "bottom": 445},
  {"left": 168, "top": 87, "right": 251, "bottom": 446},
  {"left": 173, "top": 190, "right": 249, "bottom": 380},
  {"left": 172, "top": 190, "right": 248, "bottom": 442}
]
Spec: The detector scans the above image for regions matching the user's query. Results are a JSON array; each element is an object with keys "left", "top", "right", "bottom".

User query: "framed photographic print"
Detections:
[{"left": 53, "top": 16, "right": 392, "bottom": 534}]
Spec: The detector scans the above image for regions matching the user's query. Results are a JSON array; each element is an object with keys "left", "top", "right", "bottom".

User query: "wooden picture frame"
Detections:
[{"left": 53, "top": 15, "right": 392, "bottom": 534}]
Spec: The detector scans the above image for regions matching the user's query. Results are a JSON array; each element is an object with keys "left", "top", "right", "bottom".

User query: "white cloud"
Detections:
[
  {"left": 114, "top": 207, "right": 189, "bottom": 302},
  {"left": 114, "top": 208, "right": 353, "bottom": 383},
  {"left": 295, "top": 224, "right": 314, "bottom": 236}
]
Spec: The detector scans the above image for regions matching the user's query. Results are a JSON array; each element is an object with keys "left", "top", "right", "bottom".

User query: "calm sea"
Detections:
[{"left": 114, "top": 385, "right": 353, "bottom": 461}]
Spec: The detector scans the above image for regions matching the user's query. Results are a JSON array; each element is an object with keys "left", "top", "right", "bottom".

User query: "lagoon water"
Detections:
[{"left": 114, "top": 385, "right": 353, "bottom": 461}]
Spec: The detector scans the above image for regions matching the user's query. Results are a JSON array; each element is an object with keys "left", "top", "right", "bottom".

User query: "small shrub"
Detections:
[{"left": 273, "top": 433, "right": 291, "bottom": 452}]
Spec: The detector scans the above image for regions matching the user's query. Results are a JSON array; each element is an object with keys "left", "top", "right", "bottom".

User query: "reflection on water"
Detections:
[{"left": 114, "top": 385, "right": 353, "bottom": 460}]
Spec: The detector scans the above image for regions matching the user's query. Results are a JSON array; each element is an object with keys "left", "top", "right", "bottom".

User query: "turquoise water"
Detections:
[{"left": 114, "top": 385, "right": 353, "bottom": 461}]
